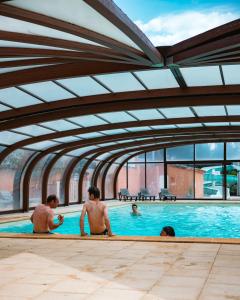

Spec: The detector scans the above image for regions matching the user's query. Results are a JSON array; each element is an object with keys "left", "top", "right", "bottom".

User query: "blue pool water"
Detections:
[{"left": 1, "top": 204, "right": 240, "bottom": 238}]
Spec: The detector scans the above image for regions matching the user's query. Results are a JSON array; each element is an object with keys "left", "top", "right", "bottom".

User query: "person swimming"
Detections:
[
  {"left": 131, "top": 203, "right": 141, "bottom": 216},
  {"left": 160, "top": 226, "right": 175, "bottom": 237}
]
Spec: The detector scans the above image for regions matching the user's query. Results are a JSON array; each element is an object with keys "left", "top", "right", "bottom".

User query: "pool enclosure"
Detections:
[{"left": 0, "top": 0, "right": 240, "bottom": 213}]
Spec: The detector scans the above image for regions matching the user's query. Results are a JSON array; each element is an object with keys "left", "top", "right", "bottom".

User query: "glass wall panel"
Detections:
[
  {"left": 116, "top": 164, "right": 127, "bottom": 195},
  {"left": 0, "top": 149, "right": 33, "bottom": 211},
  {"left": 128, "top": 153, "right": 145, "bottom": 163},
  {"left": 167, "top": 145, "right": 194, "bottom": 161},
  {"left": 196, "top": 143, "right": 224, "bottom": 161},
  {"left": 146, "top": 150, "right": 164, "bottom": 162},
  {"left": 82, "top": 160, "right": 98, "bottom": 202},
  {"left": 48, "top": 156, "right": 72, "bottom": 204},
  {"left": 69, "top": 159, "right": 87, "bottom": 203},
  {"left": 227, "top": 142, "right": 240, "bottom": 160},
  {"left": 195, "top": 164, "right": 223, "bottom": 199},
  {"left": 226, "top": 163, "right": 240, "bottom": 200},
  {"left": 128, "top": 163, "right": 145, "bottom": 195},
  {"left": 146, "top": 163, "right": 164, "bottom": 196},
  {"left": 29, "top": 154, "right": 54, "bottom": 208},
  {"left": 105, "top": 164, "right": 119, "bottom": 199},
  {"left": 167, "top": 164, "right": 194, "bottom": 198}
]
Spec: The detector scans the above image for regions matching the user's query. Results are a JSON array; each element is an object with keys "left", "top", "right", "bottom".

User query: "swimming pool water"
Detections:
[{"left": 1, "top": 204, "right": 240, "bottom": 238}]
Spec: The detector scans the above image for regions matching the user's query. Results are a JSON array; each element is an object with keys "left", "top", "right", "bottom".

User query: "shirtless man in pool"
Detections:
[
  {"left": 31, "top": 194, "right": 64, "bottom": 234},
  {"left": 80, "top": 186, "right": 113, "bottom": 237}
]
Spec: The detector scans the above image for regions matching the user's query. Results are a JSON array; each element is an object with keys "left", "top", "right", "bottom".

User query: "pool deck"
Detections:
[{"left": 1, "top": 238, "right": 240, "bottom": 299}]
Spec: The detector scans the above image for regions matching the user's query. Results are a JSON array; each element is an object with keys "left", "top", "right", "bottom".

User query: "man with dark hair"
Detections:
[
  {"left": 30, "top": 194, "right": 64, "bottom": 234},
  {"left": 80, "top": 186, "right": 113, "bottom": 236},
  {"left": 131, "top": 203, "right": 141, "bottom": 216},
  {"left": 160, "top": 226, "right": 175, "bottom": 237}
]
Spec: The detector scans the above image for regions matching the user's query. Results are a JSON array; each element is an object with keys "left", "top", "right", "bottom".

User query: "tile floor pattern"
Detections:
[{"left": 0, "top": 239, "right": 240, "bottom": 299}]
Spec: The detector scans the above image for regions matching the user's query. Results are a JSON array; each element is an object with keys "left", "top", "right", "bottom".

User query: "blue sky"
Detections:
[{"left": 115, "top": 0, "right": 240, "bottom": 45}]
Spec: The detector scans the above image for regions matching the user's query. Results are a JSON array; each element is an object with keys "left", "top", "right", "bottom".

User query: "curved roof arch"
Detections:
[{"left": 0, "top": 0, "right": 239, "bottom": 207}]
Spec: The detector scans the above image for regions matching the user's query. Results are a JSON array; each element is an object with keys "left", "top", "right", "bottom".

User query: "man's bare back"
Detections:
[
  {"left": 80, "top": 186, "right": 113, "bottom": 237},
  {"left": 85, "top": 200, "right": 106, "bottom": 234}
]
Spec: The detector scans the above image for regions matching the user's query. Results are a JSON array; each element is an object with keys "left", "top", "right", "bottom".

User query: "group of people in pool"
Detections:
[{"left": 30, "top": 186, "right": 175, "bottom": 237}]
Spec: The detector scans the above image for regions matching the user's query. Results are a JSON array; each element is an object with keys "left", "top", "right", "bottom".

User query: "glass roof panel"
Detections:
[
  {"left": 0, "top": 15, "right": 102, "bottom": 46},
  {"left": 40, "top": 120, "right": 79, "bottom": 131},
  {"left": 126, "top": 126, "right": 152, "bottom": 132},
  {"left": 134, "top": 69, "right": 179, "bottom": 89},
  {"left": 0, "top": 65, "right": 55, "bottom": 75},
  {"left": 25, "top": 140, "right": 59, "bottom": 150},
  {"left": 160, "top": 107, "right": 194, "bottom": 118},
  {"left": 67, "top": 115, "right": 107, "bottom": 127},
  {"left": 128, "top": 109, "right": 163, "bottom": 120},
  {"left": 100, "top": 129, "right": 127, "bottom": 135},
  {"left": 180, "top": 66, "right": 222, "bottom": 86},
  {"left": 14, "top": 125, "right": 54, "bottom": 136},
  {"left": 20, "top": 81, "right": 74, "bottom": 102},
  {"left": 204, "top": 122, "right": 230, "bottom": 127},
  {"left": 0, "top": 87, "right": 42, "bottom": 108},
  {"left": 230, "top": 122, "right": 240, "bottom": 126},
  {"left": 0, "top": 131, "right": 28, "bottom": 145},
  {"left": 97, "top": 112, "right": 136, "bottom": 123},
  {"left": 94, "top": 73, "right": 144, "bottom": 92},
  {"left": 78, "top": 132, "right": 104, "bottom": 139},
  {"left": 53, "top": 136, "right": 80, "bottom": 143},
  {"left": 193, "top": 106, "right": 226, "bottom": 117},
  {"left": 68, "top": 146, "right": 97, "bottom": 156},
  {"left": 227, "top": 105, "right": 240, "bottom": 115},
  {"left": 56, "top": 77, "right": 110, "bottom": 96},
  {"left": 0, "top": 103, "right": 10, "bottom": 112},
  {"left": 8, "top": 0, "right": 140, "bottom": 49},
  {"left": 222, "top": 65, "right": 240, "bottom": 85},
  {"left": 176, "top": 123, "right": 202, "bottom": 128},
  {"left": 151, "top": 125, "right": 176, "bottom": 129}
]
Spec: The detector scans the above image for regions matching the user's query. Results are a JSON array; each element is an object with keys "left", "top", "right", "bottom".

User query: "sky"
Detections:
[{"left": 115, "top": 0, "right": 240, "bottom": 46}]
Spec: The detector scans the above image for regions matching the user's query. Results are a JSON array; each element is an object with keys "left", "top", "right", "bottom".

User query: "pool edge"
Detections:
[{"left": 1, "top": 233, "right": 240, "bottom": 244}]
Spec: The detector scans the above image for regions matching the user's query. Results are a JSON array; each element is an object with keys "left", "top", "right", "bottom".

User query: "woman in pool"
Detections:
[{"left": 160, "top": 226, "right": 175, "bottom": 237}]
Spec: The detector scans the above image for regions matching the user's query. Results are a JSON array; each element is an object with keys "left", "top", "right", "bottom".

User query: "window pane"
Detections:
[
  {"left": 227, "top": 142, "right": 240, "bottom": 160},
  {"left": 14, "top": 125, "right": 54, "bottom": 136},
  {"left": 21, "top": 81, "right": 74, "bottom": 101},
  {"left": 195, "top": 143, "right": 223, "bottom": 160},
  {"left": 41, "top": 120, "right": 79, "bottom": 130},
  {"left": 69, "top": 159, "right": 87, "bottom": 203},
  {"left": 146, "top": 163, "right": 164, "bottom": 196},
  {"left": 0, "top": 149, "right": 33, "bottom": 211},
  {"left": 0, "top": 87, "right": 42, "bottom": 108},
  {"left": 128, "top": 109, "right": 163, "bottom": 120},
  {"left": 167, "top": 145, "right": 194, "bottom": 161},
  {"left": 128, "top": 163, "right": 145, "bottom": 195},
  {"left": 227, "top": 105, "right": 240, "bottom": 115},
  {"left": 116, "top": 164, "right": 127, "bottom": 195},
  {"left": 134, "top": 69, "right": 179, "bottom": 89},
  {"left": 82, "top": 161, "right": 98, "bottom": 202},
  {"left": 94, "top": 73, "right": 144, "bottom": 92},
  {"left": 0, "top": 131, "right": 28, "bottom": 145},
  {"left": 160, "top": 107, "right": 194, "bottom": 118},
  {"left": 226, "top": 163, "right": 240, "bottom": 200},
  {"left": 68, "top": 115, "right": 107, "bottom": 127},
  {"left": 222, "top": 65, "right": 240, "bottom": 85},
  {"left": 180, "top": 66, "right": 222, "bottom": 86},
  {"left": 29, "top": 154, "right": 54, "bottom": 208},
  {"left": 195, "top": 164, "right": 223, "bottom": 199},
  {"left": 128, "top": 153, "right": 145, "bottom": 162},
  {"left": 194, "top": 106, "right": 226, "bottom": 117},
  {"left": 48, "top": 156, "right": 73, "bottom": 204},
  {"left": 167, "top": 164, "right": 194, "bottom": 198},
  {"left": 146, "top": 150, "right": 164, "bottom": 162},
  {"left": 97, "top": 112, "right": 135, "bottom": 123},
  {"left": 57, "top": 76, "right": 109, "bottom": 96},
  {"left": 105, "top": 164, "right": 118, "bottom": 199}
]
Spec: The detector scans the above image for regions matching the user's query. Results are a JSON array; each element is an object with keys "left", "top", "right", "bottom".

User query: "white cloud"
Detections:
[{"left": 135, "top": 10, "right": 238, "bottom": 46}]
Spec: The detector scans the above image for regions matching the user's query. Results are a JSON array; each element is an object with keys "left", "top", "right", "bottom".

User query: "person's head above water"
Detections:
[
  {"left": 88, "top": 186, "right": 100, "bottom": 200},
  {"left": 160, "top": 226, "right": 175, "bottom": 237},
  {"left": 132, "top": 203, "right": 138, "bottom": 212},
  {"left": 46, "top": 194, "right": 59, "bottom": 209}
]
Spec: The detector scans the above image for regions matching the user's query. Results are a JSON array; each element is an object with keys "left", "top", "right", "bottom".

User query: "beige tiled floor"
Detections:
[{"left": 0, "top": 239, "right": 240, "bottom": 299}]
